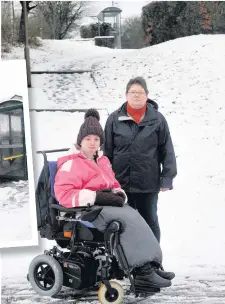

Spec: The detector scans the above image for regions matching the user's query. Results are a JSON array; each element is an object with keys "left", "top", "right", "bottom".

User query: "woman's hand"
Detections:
[
  {"left": 94, "top": 190, "right": 124, "bottom": 207},
  {"left": 112, "top": 188, "right": 128, "bottom": 204}
]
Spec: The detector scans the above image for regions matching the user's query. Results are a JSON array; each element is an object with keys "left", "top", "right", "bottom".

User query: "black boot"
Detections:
[
  {"left": 154, "top": 268, "right": 175, "bottom": 280},
  {"left": 134, "top": 262, "right": 171, "bottom": 289},
  {"left": 151, "top": 262, "right": 175, "bottom": 280}
]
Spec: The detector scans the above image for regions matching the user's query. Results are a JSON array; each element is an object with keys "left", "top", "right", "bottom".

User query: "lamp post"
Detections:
[{"left": 23, "top": 1, "right": 32, "bottom": 88}]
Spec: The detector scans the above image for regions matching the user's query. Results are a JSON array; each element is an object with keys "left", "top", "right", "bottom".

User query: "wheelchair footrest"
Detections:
[{"left": 131, "top": 285, "right": 160, "bottom": 296}]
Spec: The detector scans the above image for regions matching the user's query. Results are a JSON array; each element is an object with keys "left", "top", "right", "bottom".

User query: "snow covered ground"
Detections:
[
  {"left": 29, "top": 73, "right": 103, "bottom": 109},
  {"left": 0, "top": 181, "right": 32, "bottom": 246},
  {"left": 2, "top": 39, "right": 134, "bottom": 71},
  {"left": 2, "top": 39, "right": 133, "bottom": 111},
  {"left": 2, "top": 34, "right": 225, "bottom": 303}
]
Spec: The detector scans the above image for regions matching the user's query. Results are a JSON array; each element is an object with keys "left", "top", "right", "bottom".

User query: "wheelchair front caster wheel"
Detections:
[{"left": 98, "top": 281, "right": 124, "bottom": 304}]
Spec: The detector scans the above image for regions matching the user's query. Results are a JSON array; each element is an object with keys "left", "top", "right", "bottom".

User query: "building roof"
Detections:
[
  {"left": 0, "top": 94, "right": 23, "bottom": 105},
  {"left": 97, "top": 6, "right": 122, "bottom": 21}
]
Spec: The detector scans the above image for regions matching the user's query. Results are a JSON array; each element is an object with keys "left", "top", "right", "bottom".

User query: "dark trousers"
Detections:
[{"left": 127, "top": 192, "right": 161, "bottom": 243}]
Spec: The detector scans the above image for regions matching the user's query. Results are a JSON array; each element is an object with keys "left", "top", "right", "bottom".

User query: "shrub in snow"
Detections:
[
  {"left": 80, "top": 24, "right": 92, "bottom": 38},
  {"left": 142, "top": 1, "right": 225, "bottom": 46},
  {"left": 121, "top": 16, "right": 146, "bottom": 49},
  {"left": 28, "top": 36, "right": 43, "bottom": 48},
  {"left": 1, "top": 43, "right": 11, "bottom": 54},
  {"left": 80, "top": 22, "right": 113, "bottom": 38}
]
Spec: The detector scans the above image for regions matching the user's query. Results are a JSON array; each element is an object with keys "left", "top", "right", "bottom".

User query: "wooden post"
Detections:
[{"left": 23, "top": 1, "right": 32, "bottom": 88}]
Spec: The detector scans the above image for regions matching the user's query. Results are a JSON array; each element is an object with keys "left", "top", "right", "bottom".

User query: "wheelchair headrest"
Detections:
[{"left": 48, "top": 161, "right": 57, "bottom": 198}]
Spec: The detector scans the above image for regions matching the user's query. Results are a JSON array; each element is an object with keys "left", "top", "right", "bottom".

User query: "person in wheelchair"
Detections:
[{"left": 54, "top": 108, "right": 175, "bottom": 291}]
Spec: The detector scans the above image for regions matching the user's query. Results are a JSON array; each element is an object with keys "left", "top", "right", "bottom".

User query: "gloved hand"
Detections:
[
  {"left": 94, "top": 190, "right": 124, "bottom": 207},
  {"left": 112, "top": 188, "right": 128, "bottom": 204},
  {"left": 115, "top": 191, "right": 126, "bottom": 199}
]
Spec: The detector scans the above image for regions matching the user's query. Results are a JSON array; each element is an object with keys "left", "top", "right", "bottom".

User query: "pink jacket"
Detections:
[{"left": 54, "top": 145, "right": 127, "bottom": 208}]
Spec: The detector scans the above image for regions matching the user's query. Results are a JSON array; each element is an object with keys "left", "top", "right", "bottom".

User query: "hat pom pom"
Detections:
[{"left": 84, "top": 108, "right": 100, "bottom": 121}]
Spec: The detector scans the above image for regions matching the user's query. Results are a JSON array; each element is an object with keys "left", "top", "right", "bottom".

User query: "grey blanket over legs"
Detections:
[{"left": 91, "top": 205, "right": 162, "bottom": 269}]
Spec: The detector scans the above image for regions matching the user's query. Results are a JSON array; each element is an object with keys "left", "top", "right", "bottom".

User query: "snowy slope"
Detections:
[
  {"left": 2, "top": 38, "right": 134, "bottom": 110},
  {"left": 2, "top": 39, "right": 134, "bottom": 71},
  {"left": 29, "top": 73, "right": 103, "bottom": 109},
  {"left": 94, "top": 34, "right": 225, "bottom": 105},
  {"left": 2, "top": 34, "right": 225, "bottom": 303}
]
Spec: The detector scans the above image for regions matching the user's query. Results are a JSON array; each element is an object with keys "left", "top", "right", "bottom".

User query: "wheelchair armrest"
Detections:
[
  {"left": 81, "top": 206, "right": 103, "bottom": 222},
  {"left": 50, "top": 203, "right": 92, "bottom": 213}
]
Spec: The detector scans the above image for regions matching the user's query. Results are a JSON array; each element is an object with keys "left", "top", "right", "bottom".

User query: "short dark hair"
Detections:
[{"left": 126, "top": 77, "right": 149, "bottom": 94}]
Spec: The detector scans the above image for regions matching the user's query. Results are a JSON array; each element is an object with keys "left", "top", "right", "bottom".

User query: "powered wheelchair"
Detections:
[{"left": 27, "top": 149, "right": 159, "bottom": 303}]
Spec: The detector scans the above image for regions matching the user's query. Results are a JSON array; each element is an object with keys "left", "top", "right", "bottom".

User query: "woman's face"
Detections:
[
  {"left": 80, "top": 134, "right": 100, "bottom": 157},
  {"left": 126, "top": 84, "right": 147, "bottom": 109}
]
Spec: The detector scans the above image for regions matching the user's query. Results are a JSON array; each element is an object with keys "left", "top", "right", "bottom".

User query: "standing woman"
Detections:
[{"left": 103, "top": 77, "right": 177, "bottom": 243}]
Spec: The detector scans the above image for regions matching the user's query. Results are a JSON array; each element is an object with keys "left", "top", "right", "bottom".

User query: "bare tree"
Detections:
[
  {"left": 18, "top": 1, "right": 37, "bottom": 43},
  {"left": 1, "top": 2, "right": 13, "bottom": 45},
  {"left": 38, "top": 1, "right": 87, "bottom": 39},
  {"left": 121, "top": 17, "right": 146, "bottom": 49}
]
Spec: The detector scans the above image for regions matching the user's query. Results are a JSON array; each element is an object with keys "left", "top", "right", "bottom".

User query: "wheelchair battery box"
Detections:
[{"left": 60, "top": 253, "right": 98, "bottom": 290}]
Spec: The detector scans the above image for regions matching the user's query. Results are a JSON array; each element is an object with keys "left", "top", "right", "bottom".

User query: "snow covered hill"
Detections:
[
  {"left": 2, "top": 39, "right": 133, "bottom": 71},
  {"left": 2, "top": 34, "right": 225, "bottom": 303}
]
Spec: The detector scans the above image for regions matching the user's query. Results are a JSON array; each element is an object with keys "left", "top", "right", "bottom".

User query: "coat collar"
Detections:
[{"left": 117, "top": 100, "right": 158, "bottom": 126}]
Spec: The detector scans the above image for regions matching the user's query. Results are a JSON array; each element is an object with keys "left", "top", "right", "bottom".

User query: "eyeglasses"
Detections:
[{"left": 127, "top": 91, "right": 146, "bottom": 96}]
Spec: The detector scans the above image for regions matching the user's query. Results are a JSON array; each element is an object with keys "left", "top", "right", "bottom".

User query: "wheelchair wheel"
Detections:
[
  {"left": 98, "top": 281, "right": 124, "bottom": 304},
  {"left": 28, "top": 254, "right": 63, "bottom": 297}
]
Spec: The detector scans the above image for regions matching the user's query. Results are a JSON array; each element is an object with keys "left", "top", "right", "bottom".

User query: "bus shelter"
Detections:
[
  {"left": 97, "top": 6, "right": 122, "bottom": 48},
  {"left": 0, "top": 98, "right": 27, "bottom": 181}
]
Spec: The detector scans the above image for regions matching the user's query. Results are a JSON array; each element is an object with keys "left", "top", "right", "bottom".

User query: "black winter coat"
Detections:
[{"left": 103, "top": 99, "right": 177, "bottom": 193}]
